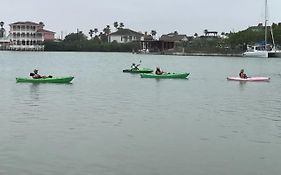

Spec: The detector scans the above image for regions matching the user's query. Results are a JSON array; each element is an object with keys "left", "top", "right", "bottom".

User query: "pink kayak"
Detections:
[{"left": 227, "top": 77, "right": 270, "bottom": 81}]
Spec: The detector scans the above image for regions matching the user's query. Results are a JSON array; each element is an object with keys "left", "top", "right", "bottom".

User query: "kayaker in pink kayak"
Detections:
[
  {"left": 30, "top": 69, "right": 52, "bottom": 79},
  {"left": 239, "top": 69, "right": 248, "bottom": 79}
]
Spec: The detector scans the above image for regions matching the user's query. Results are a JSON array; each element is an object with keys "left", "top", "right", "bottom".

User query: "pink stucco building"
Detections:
[{"left": 37, "top": 28, "right": 55, "bottom": 41}]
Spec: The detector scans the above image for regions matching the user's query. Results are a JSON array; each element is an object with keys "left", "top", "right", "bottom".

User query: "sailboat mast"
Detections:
[
  {"left": 270, "top": 26, "right": 276, "bottom": 50},
  {"left": 265, "top": 0, "right": 268, "bottom": 46}
]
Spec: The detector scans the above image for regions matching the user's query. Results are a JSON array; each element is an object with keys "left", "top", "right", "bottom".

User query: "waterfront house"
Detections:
[
  {"left": 9, "top": 21, "right": 55, "bottom": 51},
  {"left": 136, "top": 32, "right": 192, "bottom": 53},
  {"left": 160, "top": 32, "right": 190, "bottom": 42},
  {"left": 109, "top": 28, "right": 143, "bottom": 43},
  {"left": 138, "top": 32, "right": 160, "bottom": 53},
  {"left": 159, "top": 32, "right": 191, "bottom": 51}
]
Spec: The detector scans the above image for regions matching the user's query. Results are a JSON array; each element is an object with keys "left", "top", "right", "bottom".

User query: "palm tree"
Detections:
[
  {"left": 174, "top": 31, "right": 178, "bottom": 35},
  {"left": 102, "top": 25, "right": 111, "bottom": 43},
  {"left": 119, "top": 22, "right": 124, "bottom": 29},
  {"left": 0, "top": 21, "right": 4, "bottom": 28},
  {"left": 89, "top": 29, "right": 94, "bottom": 38},
  {"left": 204, "top": 29, "right": 208, "bottom": 36},
  {"left": 103, "top": 25, "right": 111, "bottom": 35},
  {"left": 151, "top": 30, "right": 157, "bottom": 39},
  {"left": 113, "top": 22, "right": 119, "bottom": 30},
  {"left": 194, "top": 33, "right": 198, "bottom": 38},
  {"left": 94, "top": 28, "right": 98, "bottom": 36},
  {"left": 39, "top": 21, "right": 45, "bottom": 28},
  {"left": 0, "top": 21, "right": 4, "bottom": 38}
]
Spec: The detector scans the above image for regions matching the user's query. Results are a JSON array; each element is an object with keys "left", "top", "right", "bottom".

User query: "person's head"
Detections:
[
  {"left": 240, "top": 69, "right": 244, "bottom": 73},
  {"left": 34, "top": 69, "right": 38, "bottom": 74}
]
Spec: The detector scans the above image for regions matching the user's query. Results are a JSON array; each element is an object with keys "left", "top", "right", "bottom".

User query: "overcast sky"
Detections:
[{"left": 1, "top": 0, "right": 281, "bottom": 37}]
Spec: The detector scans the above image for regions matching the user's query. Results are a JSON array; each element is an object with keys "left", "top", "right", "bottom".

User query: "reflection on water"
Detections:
[
  {"left": 29, "top": 84, "right": 40, "bottom": 103},
  {"left": 238, "top": 81, "right": 247, "bottom": 91}
]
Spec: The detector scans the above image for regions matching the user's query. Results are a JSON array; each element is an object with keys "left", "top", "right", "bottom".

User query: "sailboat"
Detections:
[
  {"left": 268, "top": 25, "right": 281, "bottom": 57},
  {"left": 243, "top": 0, "right": 281, "bottom": 58}
]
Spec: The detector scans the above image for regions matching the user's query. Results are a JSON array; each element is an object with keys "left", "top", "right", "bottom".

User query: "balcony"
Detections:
[{"left": 10, "top": 36, "right": 43, "bottom": 41}]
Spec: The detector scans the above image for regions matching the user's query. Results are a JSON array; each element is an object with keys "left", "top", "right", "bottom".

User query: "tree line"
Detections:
[
  {"left": 45, "top": 21, "right": 140, "bottom": 52},
  {"left": 45, "top": 21, "right": 158, "bottom": 52},
  {"left": 45, "top": 22, "right": 281, "bottom": 53},
  {"left": 227, "top": 23, "right": 281, "bottom": 50}
]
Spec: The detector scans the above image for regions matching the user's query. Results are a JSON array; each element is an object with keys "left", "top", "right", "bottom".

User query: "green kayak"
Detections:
[
  {"left": 16, "top": 76, "right": 74, "bottom": 83},
  {"left": 123, "top": 68, "right": 153, "bottom": 73},
  {"left": 140, "top": 72, "right": 190, "bottom": 79}
]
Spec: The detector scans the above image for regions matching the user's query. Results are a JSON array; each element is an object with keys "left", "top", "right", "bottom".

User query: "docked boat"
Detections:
[
  {"left": 243, "top": 44, "right": 281, "bottom": 58},
  {"left": 243, "top": 45, "right": 269, "bottom": 58},
  {"left": 123, "top": 68, "right": 153, "bottom": 73},
  {"left": 227, "top": 77, "right": 270, "bottom": 82},
  {"left": 243, "top": 0, "right": 281, "bottom": 58},
  {"left": 140, "top": 72, "right": 190, "bottom": 79},
  {"left": 16, "top": 76, "right": 74, "bottom": 83},
  {"left": 268, "top": 50, "right": 281, "bottom": 57}
]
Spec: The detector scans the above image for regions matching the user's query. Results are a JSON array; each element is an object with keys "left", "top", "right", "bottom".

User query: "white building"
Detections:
[
  {"left": 109, "top": 28, "right": 143, "bottom": 43},
  {"left": 9, "top": 21, "right": 53, "bottom": 51}
]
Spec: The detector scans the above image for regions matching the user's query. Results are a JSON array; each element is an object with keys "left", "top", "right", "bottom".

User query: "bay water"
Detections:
[{"left": 0, "top": 51, "right": 280, "bottom": 175}]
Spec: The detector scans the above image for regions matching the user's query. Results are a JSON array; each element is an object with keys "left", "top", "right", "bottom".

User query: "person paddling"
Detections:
[
  {"left": 155, "top": 67, "right": 164, "bottom": 75},
  {"left": 131, "top": 63, "right": 140, "bottom": 70},
  {"left": 30, "top": 69, "right": 52, "bottom": 79},
  {"left": 239, "top": 69, "right": 248, "bottom": 79}
]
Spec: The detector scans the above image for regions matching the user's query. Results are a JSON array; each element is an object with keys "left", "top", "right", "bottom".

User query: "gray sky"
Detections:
[{"left": 1, "top": 0, "right": 281, "bottom": 37}]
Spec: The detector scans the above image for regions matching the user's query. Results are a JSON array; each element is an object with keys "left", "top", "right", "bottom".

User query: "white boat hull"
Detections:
[
  {"left": 243, "top": 51, "right": 268, "bottom": 58},
  {"left": 268, "top": 51, "right": 281, "bottom": 58}
]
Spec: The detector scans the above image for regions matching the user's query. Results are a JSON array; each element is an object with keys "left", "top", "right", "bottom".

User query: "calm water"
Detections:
[{"left": 0, "top": 51, "right": 281, "bottom": 175}]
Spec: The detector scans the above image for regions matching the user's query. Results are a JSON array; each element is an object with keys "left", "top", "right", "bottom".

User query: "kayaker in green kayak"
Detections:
[
  {"left": 131, "top": 63, "right": 140, "bottom": 70},
  {"left": 30, "top": 69, "right": 52, "bottom": 79},
  {"left": 155, "top": 67, "right": 164, "bottom": 75}
]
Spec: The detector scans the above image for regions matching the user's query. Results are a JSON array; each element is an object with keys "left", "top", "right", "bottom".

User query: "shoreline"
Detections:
[
  {"left": 163, "top": 52, "right": 243, "bottom": 57},
  {"left": 0, "top": 50, "right": 243, "bottom": 57},
  {"left": 138, "top": 52, "right": 243, "bottom": 57}
]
